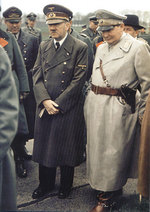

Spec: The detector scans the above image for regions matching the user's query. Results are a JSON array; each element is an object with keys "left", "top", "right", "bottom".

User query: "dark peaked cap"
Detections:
[
  {"left": 96, "top": 9, "right": 126, "bottom": 31},
  {"left": 43, "top": 4, "right": 73, "bottom": 25},
  {"left": 123, "top": 14, "right": 144, "bottom": 29},
  {"left": 3, "top": 6, "right": 22, "bottom": 22},
  {"left": 27, "top": 12, "right": 37, "bottom": 21}
]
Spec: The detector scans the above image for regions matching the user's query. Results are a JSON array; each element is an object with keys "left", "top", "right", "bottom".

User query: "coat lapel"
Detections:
[
  {"left": 43, "top": 34, "right": 74, "bottom": 69},
  {"left": 101, "top": 34, "right": 134, "bottom": 66}
]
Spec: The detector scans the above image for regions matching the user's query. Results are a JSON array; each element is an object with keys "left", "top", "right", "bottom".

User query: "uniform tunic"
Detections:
[
  {"left": 32, "top": 34, "right": 88, "bottom": 167},
  {"left": 0, "top": 47, "right": 19, "bottom": 211},
  {"left": 84, "top": 33, "right": 150, "bottom": 191}
]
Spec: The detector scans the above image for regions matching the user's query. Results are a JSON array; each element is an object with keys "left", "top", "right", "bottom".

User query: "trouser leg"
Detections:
[
  {"left": 39, "top": 164, "right": 56, "bottom": 190},
  {"left": 60, "top": 166, "right": 74, "bottom": 190}
]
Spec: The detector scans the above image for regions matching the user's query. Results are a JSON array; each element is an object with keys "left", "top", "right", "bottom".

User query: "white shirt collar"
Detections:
[{"left": 54, "top": 32, "right": 68, "bottom": 47}]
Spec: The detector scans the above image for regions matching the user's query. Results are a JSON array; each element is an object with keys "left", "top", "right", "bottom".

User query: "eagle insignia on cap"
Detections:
[{"left": 48, "top": 7, "right": 55, "bottom": 11}]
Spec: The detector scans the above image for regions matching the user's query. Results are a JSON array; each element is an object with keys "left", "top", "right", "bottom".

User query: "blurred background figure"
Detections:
[
  {"left": 82, "top": 15, "right": 99, "bottom": 41},
  {"left": 22, "top": 12, "right": 42, "bottom": 44},
  {"left": 2, "top": 6, "right": 31, "bottom": 178},
  {"left": 0, "top": 45, "right": 19, "bottom": 211}
]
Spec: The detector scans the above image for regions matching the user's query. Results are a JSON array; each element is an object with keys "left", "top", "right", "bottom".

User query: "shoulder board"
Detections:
[{"left": 80, "top": 33, "right": 87, "bottom": 38}]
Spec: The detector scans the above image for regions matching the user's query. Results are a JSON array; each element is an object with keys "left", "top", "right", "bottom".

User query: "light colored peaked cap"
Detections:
[{"left": 96, "top": 9, "right": 127, "bottom": 31}]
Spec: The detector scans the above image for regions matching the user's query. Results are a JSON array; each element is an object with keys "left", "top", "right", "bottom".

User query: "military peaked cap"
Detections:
[
  {"left": 89, "top": 15, "right": 99, "bottom": 24},
  {"left": 27, "top": 12, "right": 37, "bottom": 21},
  {"left": 43, "top": 4, "right": 73, "bottom": 25},
  {"left": 3, "top": 6, "right": 22, "bottom": 23},
  {"left": 96, "top": 9, "right": 126, "bottom": 31},
  {"left": 123, "top": 14, "right": 144, "bottom": 30}
]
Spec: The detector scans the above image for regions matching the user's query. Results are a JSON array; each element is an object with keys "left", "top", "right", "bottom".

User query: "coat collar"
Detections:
[
  {"left": 43, "top": 34, "right": 74, "bottom": 69},
  {"left": 101, "top": 33, "right": 134, "bottom": 66}
]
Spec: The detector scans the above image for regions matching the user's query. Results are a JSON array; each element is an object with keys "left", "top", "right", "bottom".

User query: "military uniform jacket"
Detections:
[
  {"left": 32, "top": 34, "right": 88, "bottom": 167},
  {"left": 82, "top": 27, "right": 99, "bottom": 41},
  {"left": 71, "top": 29, "right": 94, "bottom": 81},
  {"left": 22, "top": 26, "right": 42, "bottom": 44},
  {"left": 17, "top": 29, "right": 39, "bottom": 72},
  {"left": 0, "top": 29, "right": 29, "bottom": 135},
  {"left": 84, "top": 33, "right": 150, "bottom": 191},
  {"left": 0, "top": 47, "right": 18, "bottom": 211},
  {"left": 17, "top": 29, "right": 39, "bottom": 138}
]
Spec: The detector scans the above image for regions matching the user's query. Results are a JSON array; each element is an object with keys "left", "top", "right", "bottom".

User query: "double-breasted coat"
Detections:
[
  {"left": 32, "top": 34, "right": 88, "bottom": 167},
  {"left": 84, "top": 33, "right": 150, "bottom": 191},
  {"left": 17, "top": 29, "right": 39, "bottom": 138},
  {"left": 0, "top": 29, "right": 29, "bottom": 135},
  {"left": 0, "top": 47, "right": 19, "bottom": 211}
]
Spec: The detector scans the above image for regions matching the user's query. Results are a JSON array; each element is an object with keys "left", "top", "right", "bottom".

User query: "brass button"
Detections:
[
  {"left": 44, "top": 79, "right": 47, "bottom": 82},
  {"left": 61, "top": 89, "right": 64, "bottom": 92},
  {"left": 24, "top": 58, "right": 27, "bottom": 60},
  {"left": 61, "top": 80, "right": 64, "bottom": 83},
  {"left": 62, "top": 71, "right": 65, "bottom": 74},
  {"left": 64, "top": 62, "right": 67, "bottom": 65}
]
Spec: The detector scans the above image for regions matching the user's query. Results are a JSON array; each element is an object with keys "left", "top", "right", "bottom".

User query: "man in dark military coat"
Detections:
[
  {"left": 3, "top": 6, "right": 39, "bottom": 177},
  {"left": 22, "top": 12, "right": 42, "bottom": 44},
  {"left": 32, "top": 4, "right": 88, "bottom": 200},
  {"left": 82, "top": 15, "right": 99, "bottom": 41},
  {"left": 0, "top": 46, "right": 19, "bottom": 212}
]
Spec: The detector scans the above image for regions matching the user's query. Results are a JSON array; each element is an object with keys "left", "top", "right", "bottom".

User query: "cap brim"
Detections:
[
  {"left": 99, "top": 25, "right": 115, "bottom": 32},
  {"left": 8, "top": 19, "right": 20, "bottom": 23},
  {"left": 46, "top": 19, "right": 66, "bottom": 25},
  {"left": 28, "top": 17, "right": 36, "bottom": 21}
]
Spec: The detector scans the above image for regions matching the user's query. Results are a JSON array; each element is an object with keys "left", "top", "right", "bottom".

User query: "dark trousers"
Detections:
[
  {"left": 39, "top": 164, "right": 74, "bottom": 191},
  {"left": 11, "top": 134, "right": 27, "bottom": 160}
]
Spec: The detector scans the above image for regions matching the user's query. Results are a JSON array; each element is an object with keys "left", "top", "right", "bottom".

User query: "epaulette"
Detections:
[{"left": 80, "top": 33, "right": 87, "bottom": 38}]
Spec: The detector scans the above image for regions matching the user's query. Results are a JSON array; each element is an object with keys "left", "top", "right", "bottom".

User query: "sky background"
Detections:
[{"left": 1, "top": 0, "right": 150, "bottom": 15}]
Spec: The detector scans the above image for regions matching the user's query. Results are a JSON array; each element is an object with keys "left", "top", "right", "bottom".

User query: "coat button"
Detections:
[
  {"left": 61, "top": 80, "right": 64, "bottom": 83},
  {"left": 62, "top": 71, "right": 65, "bottom": 74},
  {"left": 61, "top": 89, "right": 64, "bottom": 92},
  {"left": 24, "top": 50, "right": 27, "bottom": 53},
  {"left": 64, "top": 62, "right": 67, "bottom": 65},
  {"left": 24, "top": 58, "right": 27, "bottom": 60},
  {"left": 44, "top": 79, "right": 47, "bottom": 82}
]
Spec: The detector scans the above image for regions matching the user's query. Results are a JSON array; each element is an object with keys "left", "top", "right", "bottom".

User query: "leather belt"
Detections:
[{"left": 91, "top": 84, "right": 121, "bottom": 96}]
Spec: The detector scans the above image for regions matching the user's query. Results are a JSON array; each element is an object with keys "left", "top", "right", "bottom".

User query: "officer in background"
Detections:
[
  {"left": 22, "top": 12, "right": 42, "bottom": 44},
  {"left": 32, "top": 4, "right": 88, "bottom": 200},
  {"left": 82, "top": 15, "right": 99, "bottom": 41},
  {"left": 3, "top": 6, "right": 39, "bottom": 177}
]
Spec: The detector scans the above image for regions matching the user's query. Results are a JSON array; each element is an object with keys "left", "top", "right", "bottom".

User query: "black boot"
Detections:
[{"left": 15, "top": 156, "right": 27, "bottom": 178}]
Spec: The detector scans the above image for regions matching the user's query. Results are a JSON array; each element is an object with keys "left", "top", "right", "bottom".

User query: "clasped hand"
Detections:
[{"left": 43, "top": 99, "right": 59, "bottom": 115}]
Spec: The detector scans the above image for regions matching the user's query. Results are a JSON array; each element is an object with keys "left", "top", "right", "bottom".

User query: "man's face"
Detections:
[
  {"left": 102, "top": 24, "right": 124, "bottom": 45},
  {"left": 89, "top": 21, "right": 98, "bottom": 32},
  {"left": 5, "top": 20, "right": 21, "bottom": 34},
  {"left": 124, "top": 25, "right": 138, "bottom": 38},
  {"left": 27, "top": 19, "right": 36, "bottom": 28},
  {"left": 48, "top": 21, "right": 70, "bottom": 41}
]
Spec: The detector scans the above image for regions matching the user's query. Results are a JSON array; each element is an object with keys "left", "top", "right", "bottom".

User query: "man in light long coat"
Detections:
[
  {"left": 0, "top": 46, "right": 19, "bottom": 211},
  {"left": 84, "top": 9, "right": 150, "bottom": 212}
]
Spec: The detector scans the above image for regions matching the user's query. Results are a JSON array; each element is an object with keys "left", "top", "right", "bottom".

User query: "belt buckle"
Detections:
[{"left": 95, "top": 85, "right": 99, "bottom": 94}]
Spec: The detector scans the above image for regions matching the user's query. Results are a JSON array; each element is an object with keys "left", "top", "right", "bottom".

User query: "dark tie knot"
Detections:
[{"left": 56, "top": 42, "right": 60, "bottom": 50}]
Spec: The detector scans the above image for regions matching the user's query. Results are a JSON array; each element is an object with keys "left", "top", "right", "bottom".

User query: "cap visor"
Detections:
[
  {"left": 46, "top": 19, "right": 65, "bottom": 25},
  {"left": 99, "top": 25, "right": 115, "bottom": 32},
  {"left": 8, "top": 19, "right": 20, "bottom": 23}
]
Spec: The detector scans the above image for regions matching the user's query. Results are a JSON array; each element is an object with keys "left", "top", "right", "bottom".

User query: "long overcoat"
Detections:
[
  {"left": 84, "top": 33, "right": 150, "bottom": 191},
  {"left": 0, "top": 29, "right": 29, "bottom": 135},
  {"left": 0, "top": 47, "right": 19, "bottom": 211},
  {"left": 137, "top": 90, "right": 150, "bottom": 198},
  {"left": 32, "top": 34, "right": 88, "bottom": 167},
  {"left": 18, "top": 29, "right": 39, "bottom": 138}
]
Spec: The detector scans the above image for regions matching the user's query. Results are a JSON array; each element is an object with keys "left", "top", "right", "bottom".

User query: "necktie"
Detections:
[{"left": 55, "top": 42, "right": 60, "bottom": 50}]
